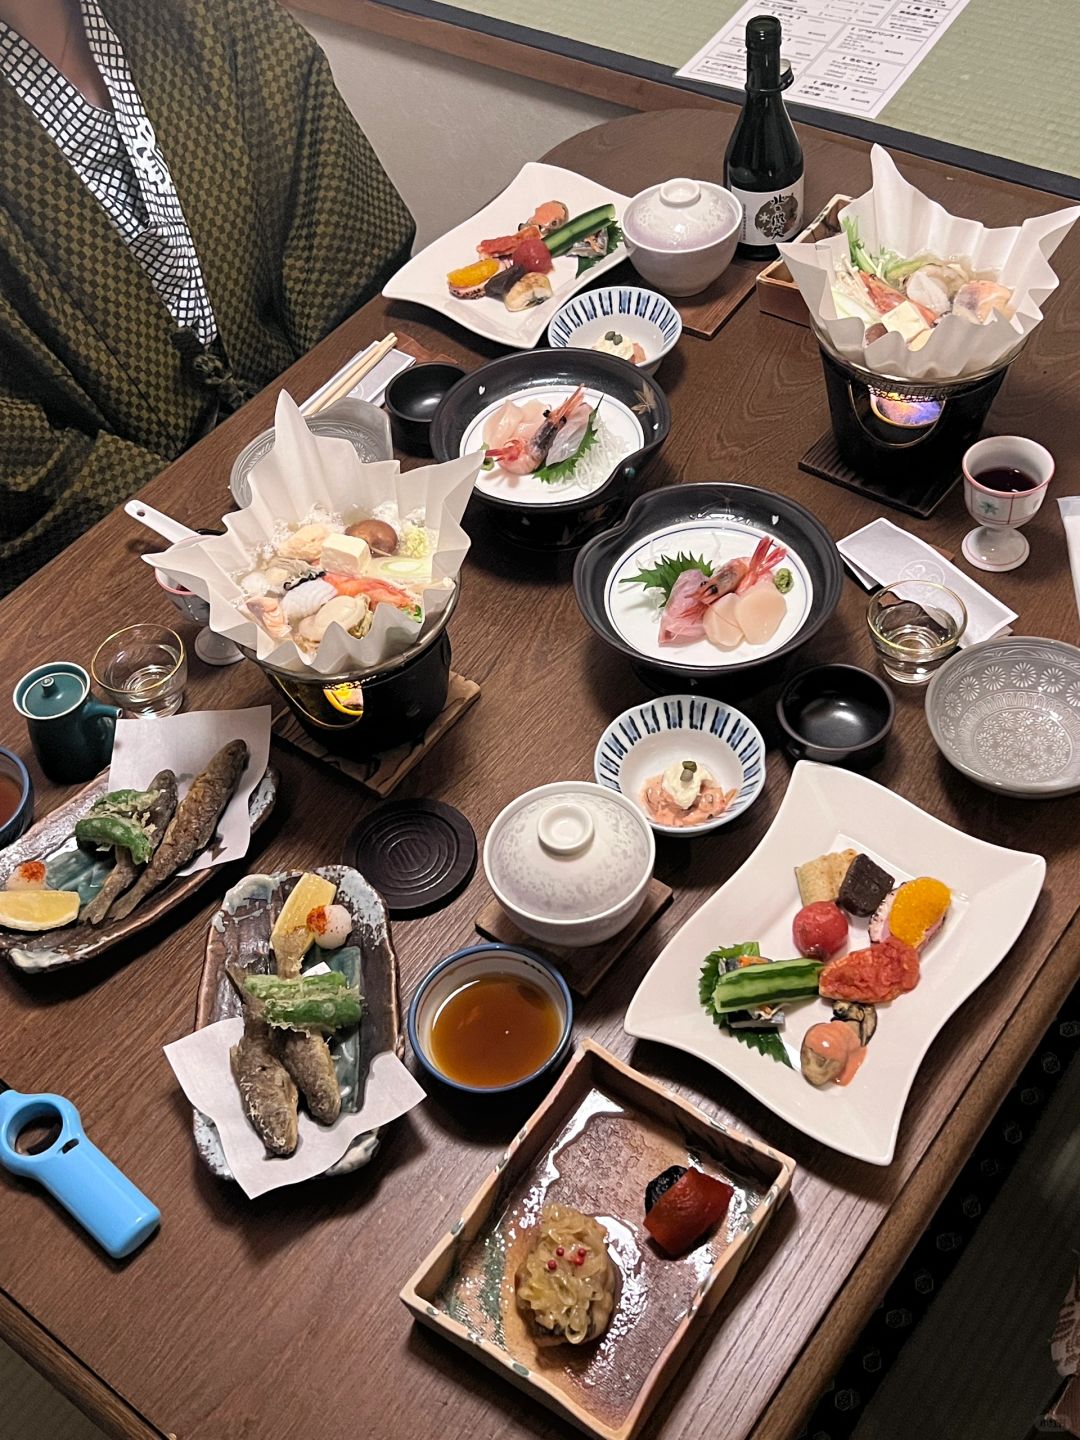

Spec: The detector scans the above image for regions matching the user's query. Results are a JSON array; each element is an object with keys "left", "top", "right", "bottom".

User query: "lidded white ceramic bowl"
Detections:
[
  {"left": 483, "top": 780, "right": 656, "bottom": 947},
  {"left": 622, "top": 178, "right": 742, "bottom": 297}
]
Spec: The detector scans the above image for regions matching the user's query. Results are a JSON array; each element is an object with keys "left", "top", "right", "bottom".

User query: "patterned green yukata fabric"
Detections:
[{"left": 0, "top": 0, "right": 415, "bottom": 594}]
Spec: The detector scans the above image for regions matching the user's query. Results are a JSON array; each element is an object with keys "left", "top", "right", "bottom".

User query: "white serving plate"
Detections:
[
  {"left": 383, "top": 162, "right": 630, "bottom": 348},
  {"left": 464, "top": 385, "right": 643, "bottom": 506},
  {"left": 624, "top": 761, "right": 1046, "bottom": 1165},
  {"left": 605, "top": 519, "right": 814, "bottom": 669}
]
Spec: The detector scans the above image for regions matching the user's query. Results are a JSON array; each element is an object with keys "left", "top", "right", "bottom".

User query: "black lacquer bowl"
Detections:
[
  {"left": 430, "top": 348, "right": 670, "bottom": 549},
  {"left": 573, "top": 484, "right": 844, "bottom": 685}
]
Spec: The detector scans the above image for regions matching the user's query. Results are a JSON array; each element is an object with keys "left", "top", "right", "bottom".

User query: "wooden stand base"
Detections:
[
  {"left": 475, "top": 878, "right": 673, "bottom": 997},
  {"left": 271, "top": 672, "right": 480, "bottom": 797}
]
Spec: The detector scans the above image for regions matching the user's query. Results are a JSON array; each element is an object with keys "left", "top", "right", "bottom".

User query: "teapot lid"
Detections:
[
  {"left": 624, "top": 178, "right": 741, "bottom": 253},
  {"left": 15, "top": 663, "right": 89, "bottom": 720}
]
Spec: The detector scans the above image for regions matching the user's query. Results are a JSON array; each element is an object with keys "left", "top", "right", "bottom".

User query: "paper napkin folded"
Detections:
[
  {"left": 838, "top": 518, "right": 1016, "bottom": 646},
  {"left": 165, "top": 1018, "right": 425, "bottom": 1199},
  {"left": 1060, "top": 497, "right": 1080, "bottom": 626},
  {"left": 107, "top": 707, "right": 271, "bottom": 875}
]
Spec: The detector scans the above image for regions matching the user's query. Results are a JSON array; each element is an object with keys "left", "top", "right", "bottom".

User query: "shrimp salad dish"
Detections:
[
  {"left": 235, "top": 509, "right": 450, "bottom": 657},
  {"left": 608, "top": 525, "right": 813, "bottom": 667},
  {"left": 465, "top": 385, "right": 641, "bottom": 506},
  {"left": 832, "top": 218, "right": 1016, "bottom": 352}
]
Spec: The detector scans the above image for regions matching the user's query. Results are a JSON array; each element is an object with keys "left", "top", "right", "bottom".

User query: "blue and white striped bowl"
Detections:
[
  {"left": 594, "top": 695, "right": 766, "bottom": 836},
  {"left": 546, "top": 286, "right": 682, "bottom": 376}
]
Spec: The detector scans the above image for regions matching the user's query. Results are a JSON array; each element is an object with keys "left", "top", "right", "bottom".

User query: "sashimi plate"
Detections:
[
  {"left": 624, "top": 762, "right": 1045, "bottom": 1165},
  {"left": 384, "top": 162, "right": 630, "bottom": 348},
  {"left": 574, "top": 485, "right": 843, "bottom": 680}
]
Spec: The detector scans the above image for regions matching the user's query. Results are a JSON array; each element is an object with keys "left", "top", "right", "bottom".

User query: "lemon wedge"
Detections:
[
  {"left": 270, "top": 872, "right": 337, "bottom": 976},
  {"left": 0, "top": 889, "right": 80, "bottom": 932}
]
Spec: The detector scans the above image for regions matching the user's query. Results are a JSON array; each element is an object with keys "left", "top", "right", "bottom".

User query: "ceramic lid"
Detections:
[
  {"left": 486, "top": 781, "right": 653, "bottom": 922},
  {"left": 624, "top": 179, "right": 741, "bottom": 253},
  {"left": 16, "top": 665, "right": 88, "bottom": 719},
  {"left": 343, "top": 798, "right": 477, "bottom": 917}
]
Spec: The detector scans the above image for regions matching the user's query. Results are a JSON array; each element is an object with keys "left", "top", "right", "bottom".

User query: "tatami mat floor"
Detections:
[{"left": 3, "top": 1048, "right": 1079, "bottom": 1440}]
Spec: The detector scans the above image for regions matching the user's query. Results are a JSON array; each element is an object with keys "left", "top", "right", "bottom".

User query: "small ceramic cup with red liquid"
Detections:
[{"left": 961, "top": 436, "right": 1054, "bottom": 573}]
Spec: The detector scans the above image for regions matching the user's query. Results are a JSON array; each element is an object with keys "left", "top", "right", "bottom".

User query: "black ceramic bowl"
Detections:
[
  {"left": 777, "top": 663, "right": 895, "bottom": 766},
  {"left": 385, "top": 363, "right": 467, "bottom": 456},
  {"left": 430, "top": 348, "right": 671, "bottom": 549},
  {"left": 573, "top": 484, "right": 844, "bottom": 685}
]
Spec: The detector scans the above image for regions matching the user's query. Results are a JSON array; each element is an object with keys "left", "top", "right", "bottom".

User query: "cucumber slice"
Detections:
[
  {"left": 710, "top": 957, "right": 823, "bottom": 1015},
  {"left": 544, "top": 204, "right": 617, "bottom": 258}
]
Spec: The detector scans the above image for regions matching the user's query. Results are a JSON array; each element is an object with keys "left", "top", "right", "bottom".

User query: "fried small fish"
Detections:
[
  {"left": 84, "top": 769, "right": 179, "bottom": 925},
  {"left": 231, "top": 1015, "right": 299, "bottom": 1157},
  {"left": 109, "top": 740, "right": 248, "bottom": 921},
  {"left": 276, "top": 1029, "right": 341, "bottom": 1125}
]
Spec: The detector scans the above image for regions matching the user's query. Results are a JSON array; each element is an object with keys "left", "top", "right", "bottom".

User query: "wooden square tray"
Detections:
[{"left": 401, "top": 1040, "right": 795, "bottom": 1440}]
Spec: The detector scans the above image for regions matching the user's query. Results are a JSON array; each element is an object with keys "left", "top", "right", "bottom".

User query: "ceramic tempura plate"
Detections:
[
  {"left": 574, "top": 485, "right": 843, "bottom": 680},
  {"left": 194, "top": 864, "right": 403, "bottom": 1181},
  {"left": 402, "top": 1041, "right": 794, "bottom": 1440},
  {"left": 384, "top": 162, "right": 630, "bottom": 348},
  {"left": 0, "top": 769, "right": 278, "bottom": 973},
  {"left": 625, "top": 762, "right": 1046, "bottom": 1166}
]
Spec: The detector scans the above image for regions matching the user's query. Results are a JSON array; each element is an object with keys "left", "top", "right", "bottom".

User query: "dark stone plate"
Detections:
[
  {"left": 572, "top": 484, "right": 844, "bottom": 684},
  {"left": 430, "top": 348, "right": 671, "bottom": 550},
  {"left": 194, "top": 864, "right": 403, "bottom": 1180},
  {"left": 0, "top": 769, "right": 278, "bottom": 974}
]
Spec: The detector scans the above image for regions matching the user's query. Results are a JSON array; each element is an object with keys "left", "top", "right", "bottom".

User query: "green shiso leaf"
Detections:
[
  {"left": 699, "top": 942, "right": 792, "bottom": 1068},
  {"left": 534, "top": 405, "right": 600, "bottom": 484},
  {"left": 621, "top": 551, "right": 711, "bottom": 604}
]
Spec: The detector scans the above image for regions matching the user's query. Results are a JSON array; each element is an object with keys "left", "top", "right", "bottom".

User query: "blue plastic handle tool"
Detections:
[{"left": 0, "top": 1080, "right": 160, "bottom": 1259}]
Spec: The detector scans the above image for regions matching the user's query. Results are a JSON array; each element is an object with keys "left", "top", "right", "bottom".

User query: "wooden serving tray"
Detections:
[
  {"left": 0, "top": 768, "right": 278, "bottom": 974},
  {"left": 401, "top": 1040, "right": 795, "bottom": 1440}
]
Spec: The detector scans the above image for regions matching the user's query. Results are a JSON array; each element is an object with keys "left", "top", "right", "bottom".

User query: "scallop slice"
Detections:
[
  {"left": 702, "top": 592, "right": 744, "bottom": 649},
  {"left": 734, "top": 581, "right": 787, "bottom": 645}
]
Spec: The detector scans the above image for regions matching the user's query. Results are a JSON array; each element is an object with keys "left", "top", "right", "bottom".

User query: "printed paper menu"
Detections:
[{"left": 676, "top": 0, "right": 973, "bottom": 120}]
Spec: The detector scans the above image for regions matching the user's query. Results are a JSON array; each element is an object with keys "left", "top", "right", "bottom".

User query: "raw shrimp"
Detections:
[
  {"left": 734, "top": 535, "right": 788, "bottom": 595},
  {"left": 860, "top": 273, "right": 939, "bottom": 330},
  {"left": 485, "top": 387, "right": 588, "bottom": 474},
  {"left": 324, "top": 574, "right": 418, "bottom": 611}
]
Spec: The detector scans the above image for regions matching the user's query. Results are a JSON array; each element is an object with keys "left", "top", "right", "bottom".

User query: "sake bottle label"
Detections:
[{"left": 730, "top": 178, "right": 805, "bottom": 247}]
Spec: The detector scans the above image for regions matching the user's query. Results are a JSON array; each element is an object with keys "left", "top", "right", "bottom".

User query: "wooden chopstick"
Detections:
[{"left": 301, "top": 332, "right": 398, "bottom": 416}]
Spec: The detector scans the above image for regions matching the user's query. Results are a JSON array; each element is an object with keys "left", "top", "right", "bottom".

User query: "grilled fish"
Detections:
[
  {"left": 276, "top": 1029, "right": 341, "bottom": 1125},
  {"left": 109, "top": 740, "right": 249, "bottom": 921},
  {"left": 231, "top": 1015, "right": 299, "bottom": 1157},
  {"left": 84, "top": 769, "right": 179, "bottom": 925}
]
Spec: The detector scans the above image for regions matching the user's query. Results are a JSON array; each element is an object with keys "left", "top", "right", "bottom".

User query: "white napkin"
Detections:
[
  {"left": 838, "top": 518, "right": 1016, "bottom": 646},
  {"left": 1059, "top": 498, "right": 1080, "bottom": 629},
  {"left": 302, "top": 343, "right": 416, "bottom": 411},
  {"left": 106, "top": 707, "right": 271, "bottom": 875},
  {"left": 164, "top": 1018, "right": 426, "bottom": 1199}
]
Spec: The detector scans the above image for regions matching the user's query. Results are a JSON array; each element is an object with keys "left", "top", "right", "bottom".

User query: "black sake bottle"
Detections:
[{"left": 724, "top": 14, "right": 804, "bottom": 260}]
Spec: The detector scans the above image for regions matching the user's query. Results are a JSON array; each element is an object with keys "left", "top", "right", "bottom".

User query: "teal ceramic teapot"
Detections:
[{"left": 14, "top": 663, "right": 119, "bottom": 785}]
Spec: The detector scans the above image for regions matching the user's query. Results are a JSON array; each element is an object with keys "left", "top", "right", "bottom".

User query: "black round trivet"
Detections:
[{"left": 342, "top": 799, "right": 477, "bottom": 917}]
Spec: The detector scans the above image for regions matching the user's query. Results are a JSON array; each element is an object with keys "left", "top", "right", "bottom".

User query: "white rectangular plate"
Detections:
[
  {"left": 383, "top": 162, "right": 630, "bottom": 348},
  {"left": 624, "top": 762, "right": 1046, "bottom": 1165}
]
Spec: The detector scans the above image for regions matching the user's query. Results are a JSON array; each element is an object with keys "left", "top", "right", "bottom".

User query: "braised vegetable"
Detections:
[{"left": 643, "top": 1168, "right": 734, "bottom": 1256}]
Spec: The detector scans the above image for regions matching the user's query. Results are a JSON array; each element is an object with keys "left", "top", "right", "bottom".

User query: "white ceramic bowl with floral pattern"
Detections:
[
  {"left": 925, "top": 636, "right": 1080, "bottom": 797},
  {"left": 483, "top": 780, "right": 655, "bottom": 947}
]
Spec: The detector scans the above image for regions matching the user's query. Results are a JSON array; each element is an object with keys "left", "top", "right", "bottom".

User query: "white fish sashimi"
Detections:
[
  {"left": 734, "top": 581, "right": 787, "bottom": 645},
  {"left": 702, "top": 592, "right": 744, "bottom": 650},
  {"left": 544, "top": 400, "right": 595, "bottom": 466}
]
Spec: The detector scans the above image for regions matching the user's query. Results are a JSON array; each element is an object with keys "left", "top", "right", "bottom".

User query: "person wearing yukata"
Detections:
[{"left": 0, "top": 0, "right": 415, "bottom": 594}]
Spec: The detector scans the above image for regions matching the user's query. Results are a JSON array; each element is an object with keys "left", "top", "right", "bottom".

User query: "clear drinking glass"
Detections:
[
  {"left": 866, "top": 582, "right": 967, "bottom": 686},
  {"left": 91, "top": 625, "right": 187, "bottom": 717}
]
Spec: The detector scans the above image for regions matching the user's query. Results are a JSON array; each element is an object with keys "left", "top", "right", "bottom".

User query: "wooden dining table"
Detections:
[{"left": 2, "top": 106, "right": 1079, "bottom": 1440}]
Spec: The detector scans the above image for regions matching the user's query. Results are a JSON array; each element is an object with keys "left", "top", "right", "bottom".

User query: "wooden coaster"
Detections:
[
  {"left": 475, "top": 878, "right": 673, "bottom": 998},
  {"left": 271, "top": 671, "right": 480, "bottom": 797},
  {"left": 800, "top": 428, "right": 962, "bottom": 519},
  {"left": 670, "top": 256, "right": 763, "bottom": 340}
]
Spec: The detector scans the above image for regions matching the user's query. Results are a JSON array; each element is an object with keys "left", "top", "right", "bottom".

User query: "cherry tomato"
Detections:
[{"left": 792, "top": 900, "right": 849, "bottom": 959}]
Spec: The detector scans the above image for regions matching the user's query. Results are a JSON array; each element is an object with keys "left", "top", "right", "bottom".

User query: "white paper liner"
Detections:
[
  {"left": 778, "top": 146, "right": 1080, "bottom": 383},
  {"left": 145, "top": 391, "right": 483, "bottom": 676}
]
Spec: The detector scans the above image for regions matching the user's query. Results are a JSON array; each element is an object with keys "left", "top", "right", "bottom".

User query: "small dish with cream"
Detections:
[
  {"left": 594, "top": 695, "right": 766, "bottom": 837},
  {"left": 546, "top": 285, "right": 682, "bottom": 377}
]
